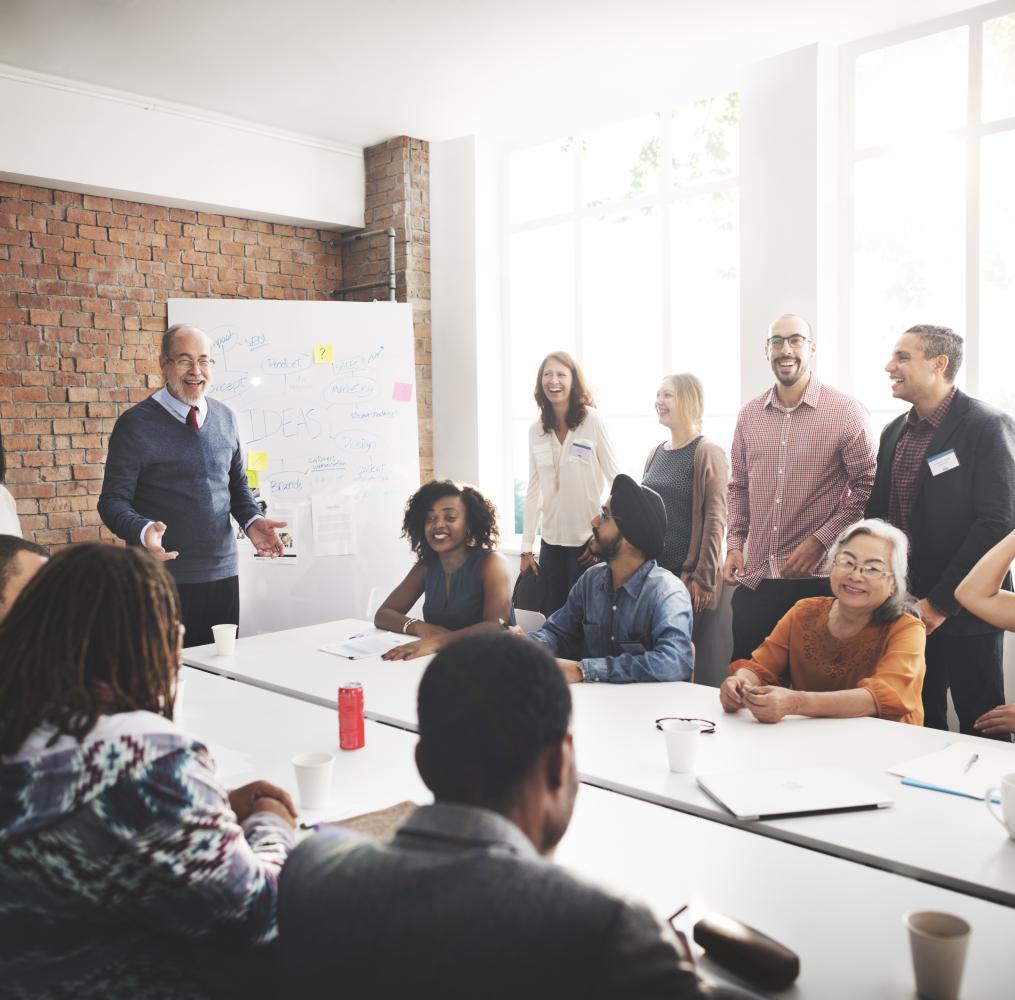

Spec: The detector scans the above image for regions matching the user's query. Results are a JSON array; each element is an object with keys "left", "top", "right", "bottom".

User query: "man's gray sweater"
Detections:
[{"left": 98, "top": 396, "right": 261, "bottom": 584}]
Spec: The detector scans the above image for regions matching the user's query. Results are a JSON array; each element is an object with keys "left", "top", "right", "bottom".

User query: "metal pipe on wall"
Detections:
[{"left": 328, "top": 227, "right": 397, "bottom": 302}]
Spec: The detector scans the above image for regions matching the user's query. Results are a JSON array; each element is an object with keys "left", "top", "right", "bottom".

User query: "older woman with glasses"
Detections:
[{"left": 720, "top": 519, "right": 926, "bottom": 725}]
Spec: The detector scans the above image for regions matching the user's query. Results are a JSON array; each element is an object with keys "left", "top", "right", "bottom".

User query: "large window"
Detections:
[
  {"left": 843, "top": 7, "right": 1015, "bottom": 433},
  {"left": 505, "top": 94, "right": 740, "bottom": 534}
]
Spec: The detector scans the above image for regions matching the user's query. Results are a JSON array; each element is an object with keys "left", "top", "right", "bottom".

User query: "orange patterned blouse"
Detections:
[{"left": 729, "top": 597, "right": 926, "bottom": 725}]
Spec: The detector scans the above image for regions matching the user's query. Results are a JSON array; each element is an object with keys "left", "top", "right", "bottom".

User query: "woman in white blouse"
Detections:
[
  {"left": 521, "top": 352, "right": 619, "bottom": 617},
  {"left": 0, "top": 433, "right": 21, "bottom": 537}
]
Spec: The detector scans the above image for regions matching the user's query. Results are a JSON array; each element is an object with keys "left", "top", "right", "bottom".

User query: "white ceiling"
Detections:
[{"left": 0, "top": 0, "right": 991, "bottom": 149}]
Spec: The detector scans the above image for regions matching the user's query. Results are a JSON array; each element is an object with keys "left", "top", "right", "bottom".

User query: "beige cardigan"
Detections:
[{"left": 643, "top": 437, "right": 728, "bottom": 612}]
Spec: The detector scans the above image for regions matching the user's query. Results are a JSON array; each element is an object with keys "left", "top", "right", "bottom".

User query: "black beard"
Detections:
[{"left": 593, "top": 533, "right": 622, "bottom": 562}]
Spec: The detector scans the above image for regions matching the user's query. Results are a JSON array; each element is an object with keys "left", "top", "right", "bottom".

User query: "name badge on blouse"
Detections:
[
  {"left": 568, "top": 440, "right": 593, "bottom": 464},
  {"left": 927, "top": 449, "right": 959, "bottom": 476}
]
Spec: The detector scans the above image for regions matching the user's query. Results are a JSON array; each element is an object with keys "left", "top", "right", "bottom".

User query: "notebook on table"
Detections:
[{"left": 697, "top": 766, "right": 894, "bottom": 821}]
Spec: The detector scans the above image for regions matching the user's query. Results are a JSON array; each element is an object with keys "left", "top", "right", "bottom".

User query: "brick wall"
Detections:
[
  {"left": 0, "top": 183, "right": 342, "bottom": 547},
  {"left": 342, "top": 136, "right": 432, "bottom": 482}
]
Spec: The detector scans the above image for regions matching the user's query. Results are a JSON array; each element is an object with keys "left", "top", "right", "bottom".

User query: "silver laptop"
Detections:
[{"left": 697, "top": 766, "right": 894, "bottom": 821}]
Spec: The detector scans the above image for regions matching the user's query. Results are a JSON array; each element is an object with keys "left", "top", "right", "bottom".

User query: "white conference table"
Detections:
[
  {"left": 180, "top": 666, "right": 1015, "bottom": 998},
  {"left": 184, "top": 619, "right": 1015, "bottom": 906},
  {"left": 178, "top": 665, "right": 430, "bottom": 824},
  {"left": 183, "top": 619, "right": 423, "bottom": 726}
]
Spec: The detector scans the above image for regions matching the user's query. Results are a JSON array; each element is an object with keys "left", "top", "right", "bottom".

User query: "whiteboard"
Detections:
[{"left": 167, "top": 299, "right": 419, "bottom": 635}]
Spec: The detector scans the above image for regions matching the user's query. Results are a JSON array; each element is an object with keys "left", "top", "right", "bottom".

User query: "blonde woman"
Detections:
[{"left": 643, "top": 374, "right": 727, "bottom": 617}]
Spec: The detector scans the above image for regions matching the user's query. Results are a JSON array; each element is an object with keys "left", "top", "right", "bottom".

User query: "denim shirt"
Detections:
[{"left": 529, "top": 560, "right": 693, "bottom": 683}]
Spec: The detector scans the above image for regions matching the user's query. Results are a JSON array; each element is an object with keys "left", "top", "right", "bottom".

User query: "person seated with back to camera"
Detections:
[
  {"left": 0, "top": 544, "right": 297, "bottom": 999},
  {"left": 527, "top": 474, "right": 694, "bottom": 684},
  {"left": 720, "top": 519, "right": 926, "bottom": 725},
  {"left": 278, "top": 632, "right": 730, "bottom": 999},
  {"left": 375, "top": 479, "right": 514, "bottom": 660},
  {"left": 0, "top": 534, "right": 48, "bottom": 621}
]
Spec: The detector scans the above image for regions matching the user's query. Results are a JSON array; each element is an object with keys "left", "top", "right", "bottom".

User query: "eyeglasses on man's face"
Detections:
[
  {"left": 598, "top": 504, "right": 618, "bottom": 522},
  {"left": 766, "top": 334, "right": 809, "bottom": 350},
  {"left": 830, "top": 554, "right": 893, "bottom": 580},
  {"left": 165, "top": 356, "right": 216, "bottom": 371}
]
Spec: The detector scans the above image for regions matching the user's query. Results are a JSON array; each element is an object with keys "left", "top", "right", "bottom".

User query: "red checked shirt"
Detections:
[
  {"left": 888, "top": 386, "right": 957, "bottom": 538},
  {"left": 727, "top": 376, "right": 877, "bottom": 590}
]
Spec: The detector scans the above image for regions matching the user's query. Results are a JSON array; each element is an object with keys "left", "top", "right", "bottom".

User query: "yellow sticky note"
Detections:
[
  {"left": 246, "top": 469, "right": 259, "bottom": 488},
  {"left": 314, "top": 343, "right": 333, "bottom": 364},
  {"left": 248, "top": 451, "right": 268, "bottom": 471}
]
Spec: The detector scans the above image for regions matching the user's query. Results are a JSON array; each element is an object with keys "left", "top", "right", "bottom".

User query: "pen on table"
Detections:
[
  {"left": 347, "top": 632, "right": 364, "bottom": 640},
  {"left": 963, "top": 753, "right": 979, "bottom": 773}
]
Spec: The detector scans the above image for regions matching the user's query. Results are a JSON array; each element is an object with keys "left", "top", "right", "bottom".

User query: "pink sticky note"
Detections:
[{"left": 392, "top": 381, "right": 412, "bottom": 402}]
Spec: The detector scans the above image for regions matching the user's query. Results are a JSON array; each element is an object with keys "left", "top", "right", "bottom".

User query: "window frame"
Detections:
[
  {"left": 838, "top": 0, "right": 1015, "bottom": 427},
  {"left": 500, "top": 95, "right": 741, "bottom": 544}
]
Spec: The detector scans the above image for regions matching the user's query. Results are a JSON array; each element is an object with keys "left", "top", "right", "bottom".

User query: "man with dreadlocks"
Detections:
[{"left": 0, "top": 544, "right": 296, "bottom": 999}]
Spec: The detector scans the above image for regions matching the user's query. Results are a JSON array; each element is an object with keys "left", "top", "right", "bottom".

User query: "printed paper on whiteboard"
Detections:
[
  {"left": 312, "top": 493, "right": 356, "bottom": 556},
  {"left": 253, "top": 502, "right": 298, "bottom": 561}
]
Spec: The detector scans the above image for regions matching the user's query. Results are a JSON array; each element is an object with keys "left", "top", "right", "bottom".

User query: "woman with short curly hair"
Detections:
[{"left": 375, "top": 480, "right": 514, "bottom": 660}]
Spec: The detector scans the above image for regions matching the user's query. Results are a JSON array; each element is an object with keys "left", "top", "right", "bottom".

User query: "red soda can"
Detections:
[{"left": 338, "top": 682, "right": 365, "bottom": 750}]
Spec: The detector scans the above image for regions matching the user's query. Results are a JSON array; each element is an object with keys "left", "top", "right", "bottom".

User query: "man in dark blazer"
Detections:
[
  {"left": 278, "top": 632, "right": 716, "bottom": 999},
  {"left": 867, "top": 324, "right": 1015, "bottom": 736}
]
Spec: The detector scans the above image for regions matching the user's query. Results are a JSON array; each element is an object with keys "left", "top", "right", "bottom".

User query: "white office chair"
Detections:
[
  {"left": 514, "top": 608, "right": 546, "bottom": 634},
  {"left": 363, "top": 586, "right": 380, "bottom": 620}
]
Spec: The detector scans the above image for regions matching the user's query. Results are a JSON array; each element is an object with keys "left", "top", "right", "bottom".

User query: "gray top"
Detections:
[
  {"left": 423, "top": 547, "right": 514, "bottom": 629},
  {"left": 98, "top": 395, "right": 261, "bottom": 585},
  {"left": 643, "top": 438, "right": 701, "bottom": 575},
  {"left": 279, "top": 801, "right": 708, "bottom": 999}
]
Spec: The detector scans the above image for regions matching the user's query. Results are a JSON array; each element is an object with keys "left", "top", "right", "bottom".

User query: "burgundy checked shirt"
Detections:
[
  {"left": 887, "top": 386, "right": 957, "bottom": 538},
  {"left": 727, "top": 376, "right": 877, "bottom": 590}
]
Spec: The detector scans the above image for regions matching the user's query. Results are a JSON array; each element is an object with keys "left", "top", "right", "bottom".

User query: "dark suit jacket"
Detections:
[
  {"left": 278, "top": 802, "right": 707, "bottom": 1000},
  {"left": 866, "top": 389, "right": 1015, "bottom": 636}
]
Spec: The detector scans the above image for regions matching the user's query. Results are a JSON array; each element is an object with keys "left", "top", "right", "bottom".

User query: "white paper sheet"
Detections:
[
  {"left": 312, "top": 493, "right": 356, "bottom": 556},
  {"left": 319, "top": 632, "right": 412, "bottom": 659},
  {"left": 886, "top": 742, "right": 1015, "bottom": 800}
]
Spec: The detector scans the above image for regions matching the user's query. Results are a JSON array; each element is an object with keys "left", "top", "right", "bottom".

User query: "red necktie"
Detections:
[{"left": 187, "top": 406, "right": 199, "bottom": 431}]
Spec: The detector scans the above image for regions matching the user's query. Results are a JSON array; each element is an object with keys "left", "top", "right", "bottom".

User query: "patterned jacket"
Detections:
[{"left": 0, "top": 710, "right": 294, "bottom": 999}]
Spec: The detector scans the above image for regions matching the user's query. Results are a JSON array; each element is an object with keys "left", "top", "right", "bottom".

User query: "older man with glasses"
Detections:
[
  {"left": 99, "top": 323, "right": 286, "bottom": 645},
  {"left": 723, "top": 314, "right": 877, "bottom": 666}
]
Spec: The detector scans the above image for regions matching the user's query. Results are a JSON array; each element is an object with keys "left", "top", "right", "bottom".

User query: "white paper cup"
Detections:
[
  {"left": 291, "top": 752, "right": 334, "bottom": 810},
  {"left": 903, "top": 910, "right": 971, "bottom": 1000},
  {"left": 658, "top": 720, "right": 700, "bottom": 773},
  {"left": 212, "top": 623, "right": 238, "bottom": 656}
]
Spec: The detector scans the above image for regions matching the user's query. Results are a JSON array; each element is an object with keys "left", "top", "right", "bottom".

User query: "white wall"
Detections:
[
  {"left": 430, "top": 135, "right": 503, "bottom": 493},
  {"left": 430, "top": 137, "right": 480, "bottom": 484},
  {"left": 739, "top": 44, "right": 839, "bottom": 398},
  {"left": 0, "top": 65, "right": 363, "bottom": 230}
]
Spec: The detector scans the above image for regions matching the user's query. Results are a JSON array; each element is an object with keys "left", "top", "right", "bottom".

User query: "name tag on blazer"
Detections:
[{"left": 927, "top": 449, "right": 960, "bottom": 476}]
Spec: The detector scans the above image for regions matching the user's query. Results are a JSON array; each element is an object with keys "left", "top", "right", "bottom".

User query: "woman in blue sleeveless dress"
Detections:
[{"left": 375, "top": 480, "right": 514, "bottom": 660}]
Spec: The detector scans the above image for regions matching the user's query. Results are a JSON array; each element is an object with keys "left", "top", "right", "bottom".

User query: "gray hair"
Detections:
[
  {"left": 824, "top": 518, "right": 915, "bottom": 624},
  {"left": 160, "top": 324, "right": 206, "bottom": 360},
  {"left": 905, "top": 324, "right": 963, "bottom": 383}
]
